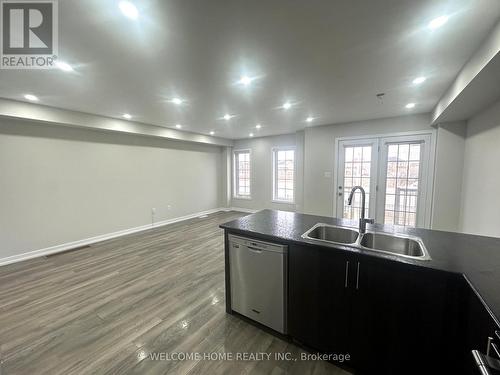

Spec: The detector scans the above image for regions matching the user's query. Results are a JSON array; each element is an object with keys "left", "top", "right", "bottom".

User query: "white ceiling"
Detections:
[{"left": 0, "top": 0, "right": 499, "bottom": 139}]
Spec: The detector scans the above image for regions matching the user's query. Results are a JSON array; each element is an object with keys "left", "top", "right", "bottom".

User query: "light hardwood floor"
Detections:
[{"left": 0, "top": 211, "right": 351, "bottom": 375}]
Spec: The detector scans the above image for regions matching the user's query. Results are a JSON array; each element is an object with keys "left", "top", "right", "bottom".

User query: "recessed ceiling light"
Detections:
[
  {"left": 55, "top": 61, "right": 73, "bottom": 72},
  {"left": 249, "top": 133, "right": 254, "bottom": 137},
  {"left": 238, "top": 75, "right": 253, "bottom": 86},
  {"left": 412, "top": 76, "right": 426, "bottom": 85},
  {"left": 428, "top": 16, "right": 448, "bottom": 30},
  {"left": 256, "top": 124, "right": 262, "bottom": 129},
  {"left": 223, "top": 114, "right": 234, "bottom": 121},
  {"left": 170, "top": 97, "right": 184, "bottom": 105},
  {"left": 306, "top": 116, "right": 314, "bottom": 123},
  {"left": 405, "top": 103, "right": 416, "bottom": 109},
  {"left": 209, "top": 131, "right": 215, "bottom": 135},
  {"left": 175, "top": 124, "right": 182, "bottom": 129},
  {"left": 282, "top": 102, "right": 292, "bottom": 110},
  {"left": 122, "top": 113, "right": 132, "bottom": 119},
  {"left": 119, "top": 1, "right": 138, "bottom": 20},
  {"left": 24, "top": 94, "right": 39, "bottom": 101}
]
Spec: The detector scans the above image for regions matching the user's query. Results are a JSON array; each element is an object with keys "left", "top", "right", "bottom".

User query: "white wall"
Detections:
[
  {"left": 219, "top": 147, "right": 232, "bottom": 208},
  {"left": 230, "top": 113, "right": 469, "bottom": 233},
  {"left": 460, "top": 99, "right": 500, "bottom": 237},
  {"left": 303, "top": 114, "right": 434, "bottom": 217},
  {"left": 0, "top": 118, "right": 223, "bottom": 259},
  {"left": 431, "top": 122, "right": 466, "bottom": 232},
  {"left": 3, "top": 107, "right": 480, "bottom": 262},
  {"left": 0, "top": 98, "right": 232, "bottom": 147},
  {"left": 432, "top": 20, "right": 500, "bottom": 123},
  {"left": 231, "top": 132, "right": 304, "bottom": 212}
]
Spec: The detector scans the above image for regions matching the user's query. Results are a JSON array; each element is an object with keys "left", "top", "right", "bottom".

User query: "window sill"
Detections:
[
  {"left": 272, "top": 199, "right": 295, "bottom": 205},
  {"left": 233, "top": 196, "right": 252, "bottom": 200}
]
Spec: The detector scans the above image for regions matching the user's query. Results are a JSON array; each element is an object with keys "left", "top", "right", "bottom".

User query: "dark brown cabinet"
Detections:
[
  {"left": 288, "top": 243, "right": 460, "bottom": 374},
  {"left": 288, "top": 244, "right": 352, "bottom": 354},
  {"left": 350, "top": 253, "right": 456, "bottom": 373},
  {"left": 462, "top": 280, "right": 500, "bottom": 374}
]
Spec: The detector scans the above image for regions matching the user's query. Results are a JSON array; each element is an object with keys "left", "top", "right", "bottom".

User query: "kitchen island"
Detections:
[{"left": 221, "top": 209, "right": 500, "bottom": 374}]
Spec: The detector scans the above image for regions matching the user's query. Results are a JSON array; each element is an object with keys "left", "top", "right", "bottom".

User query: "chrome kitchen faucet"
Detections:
[{"left": 347, "top": 186, "right": 374, "bottom": 234}]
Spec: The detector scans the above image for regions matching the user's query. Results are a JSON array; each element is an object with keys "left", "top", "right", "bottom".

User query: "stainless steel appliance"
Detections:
[
  {"left": 473, "top": 331, "right": 500, "bottom": 374},
  {"left": 228, "top": 234, "right": 287, "bottom": 334}
]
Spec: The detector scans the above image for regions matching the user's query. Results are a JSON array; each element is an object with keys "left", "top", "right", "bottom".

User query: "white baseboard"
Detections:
[
  {"left": 226, "top": 207, "right": 259, "bottom": 214},
  {"left": 0, "top": 207, "right": 226, "bottom": 267}
]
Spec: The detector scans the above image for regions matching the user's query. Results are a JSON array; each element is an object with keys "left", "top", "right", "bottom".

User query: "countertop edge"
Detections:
[{"left": 220, "top": 209, "right": 500, "bottom": 328}]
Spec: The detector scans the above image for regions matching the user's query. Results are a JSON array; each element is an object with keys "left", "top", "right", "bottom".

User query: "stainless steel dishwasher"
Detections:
[{"left": 228, "top": 234, "right": 287, "bottom": 334}]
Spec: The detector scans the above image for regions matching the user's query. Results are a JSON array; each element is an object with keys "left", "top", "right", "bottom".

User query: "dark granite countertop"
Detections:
[{"left": 220, "top": 209, "right": 500, "bottom": 325}]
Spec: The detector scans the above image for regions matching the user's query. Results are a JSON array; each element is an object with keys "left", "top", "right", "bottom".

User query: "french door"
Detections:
[
  {"left": 336, "top": 134, "right": 432, "bottom": 228},
  {"left": 336, "top": 139, "right": 379, "bottom": 221}
]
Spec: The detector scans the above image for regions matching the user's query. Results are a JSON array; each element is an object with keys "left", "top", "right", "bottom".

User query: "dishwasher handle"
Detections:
[
  {"left": 229, "top": 234, "right": 287, "bottom": 254},
  {"left": 247, "top": 246, "right": 263, "bottom": 253}
]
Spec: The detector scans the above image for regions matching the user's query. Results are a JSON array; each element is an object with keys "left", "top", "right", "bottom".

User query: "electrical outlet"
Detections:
[
  {"left": 167, "top": 205, "right": 171, "bottom": 210},
  {"left": 151, "top": 208, "right": 156, "bottom": 215}
]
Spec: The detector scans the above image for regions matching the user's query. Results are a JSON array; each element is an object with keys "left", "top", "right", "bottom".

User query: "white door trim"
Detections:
[
  {"left": 334, "top": 129, "right": 436, "bottom": 228},
  {"left": 335, "top": 138, "right": 379, "bottom": 219},
  {"left": 376, "top": 134, "right": 434, "bottom": 227}
]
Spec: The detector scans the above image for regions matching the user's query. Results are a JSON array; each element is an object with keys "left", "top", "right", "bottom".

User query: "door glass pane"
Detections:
[
  {"left": 342, "top": 145, "right": 371, "bottom": 220},
  {"left": 274, "top": 149, "right": 295, "bottom": 202},
  {"left": 383, "top": 143, "right": 421, "bottom": 227},
  {"left": 235, "top": 151, "right": 251, "bottom": 197}
]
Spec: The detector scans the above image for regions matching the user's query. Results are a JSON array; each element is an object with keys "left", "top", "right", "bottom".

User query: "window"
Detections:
[
  {"left": 383, "top": 142, "right": 422, "bottom": 227},
  {"left": 273, "top": 148, "right": 295, "bottom": 202},
  {"left": 339, "top": 143, "right": 376, "bottom": 220},
  {"left": 234, "top": 150, "right": 251, "bottom": 198},
  {"left": 336, "top": 133, "right": 433, "bottom": 228}
]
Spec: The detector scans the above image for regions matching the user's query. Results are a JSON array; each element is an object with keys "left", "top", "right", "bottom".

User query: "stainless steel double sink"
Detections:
[{"left": 302, "top": 223, "right": 431, "bottom": 261}]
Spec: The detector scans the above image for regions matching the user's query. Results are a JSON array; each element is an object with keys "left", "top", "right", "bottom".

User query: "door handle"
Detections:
[
  {"left": 344, "top": 261, "right": 349, "bottom": 288},
  {"left": 356, "top": 262, "right": 360, "bottom": 290},
  {"left": 487, "top": 337, "right": 500, "bottom": 359},
  {"left": 487, "top": 337, "right": 493, "bottom": 357},
  {"left": 491, "top": 342, "right": 500, "bottom": 359}
]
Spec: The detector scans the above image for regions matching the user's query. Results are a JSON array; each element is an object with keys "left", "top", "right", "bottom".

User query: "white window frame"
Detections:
[
  {"left": 233, "top": 149, "right": 252, "bottom": 199},
  {"left": 376, "top": 134, "right": 432, "bottom": 228},
  {"left": 333, "top": 130, "right": 436, "bottom": 228},
  {"left": 336, "top": 138, "right": 379, "bottom": 220},
  {"left": 272, "top": 146, "right": 296, "bottom": 204}
]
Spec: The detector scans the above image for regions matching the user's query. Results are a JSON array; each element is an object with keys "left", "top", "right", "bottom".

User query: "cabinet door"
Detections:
[
  {"left": 463, "top": 280, "right": 500, "bottom": 375},
  {"left": 350, "top": 255, "right": 451, "bottom": 373},
  {"left": 288, "top": 244, "right": 352, "bottom": 353}
]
